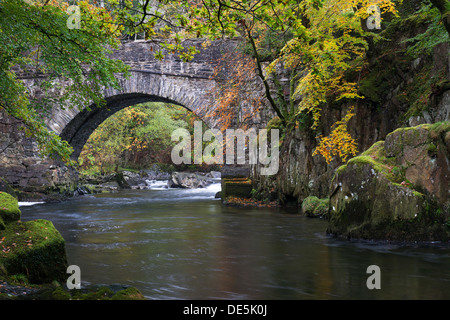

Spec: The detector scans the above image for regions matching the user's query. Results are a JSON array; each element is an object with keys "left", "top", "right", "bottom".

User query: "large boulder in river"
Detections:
[
  {"left": 122, "top": 171, "right": 147, "bottom": 188},
  {"left": 0, "top": 194, "right": 68, "bottom": 284},
  {"left": 327, "top": 122, "right": 450, "bottom": 241},
  {"left": 168, "top": 172, "right": 214, "bottom": 189}
]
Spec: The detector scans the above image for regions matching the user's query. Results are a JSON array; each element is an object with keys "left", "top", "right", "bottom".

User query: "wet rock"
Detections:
[
  {"left": 301, "top": 196, "right": 329, "bottom": 218},
  {"left": 74, "top": 186, "right": 91, "bottom": 196},
  {"left": 327, "top": 122, "right": 450, "bottom": 241},
  {"left": 142, "top": 164, "right": 172, "bottom": 181},
  {"left": 122, "top": 171, "right": 147, "bottom": 187},
  {"left": 168, "top": 172, "right": 214, "bottom": 189},
  {"left": 206, "top": 171, "right": 222, "bottom": 179}
]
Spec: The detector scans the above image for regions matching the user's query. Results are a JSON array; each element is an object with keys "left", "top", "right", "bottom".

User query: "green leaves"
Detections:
[
  {"left": 79, "top": 103, "right": 194, "bottom": 172},
  {"left": 403, "top": 3, "right": 450, "bottom": 56},
  {"left": 0, "top": 0, "right": 128, "bottom": 163}
]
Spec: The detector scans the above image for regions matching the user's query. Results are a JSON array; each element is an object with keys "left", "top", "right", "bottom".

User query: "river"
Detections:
[{"left": 20, "top": 181, "right": 450, "bottom": 300}]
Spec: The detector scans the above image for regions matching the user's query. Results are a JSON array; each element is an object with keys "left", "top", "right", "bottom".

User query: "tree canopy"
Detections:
[
  {"left": 1, "top": 0, "right": 448, "bottom": 166},
  {"left": 0, "top": 0, "right": 129, "bottom": 164}
]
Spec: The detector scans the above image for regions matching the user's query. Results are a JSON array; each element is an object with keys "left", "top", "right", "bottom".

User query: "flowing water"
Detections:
[{"left": 20, "top": 181, "right": 450, "bottom": 300}]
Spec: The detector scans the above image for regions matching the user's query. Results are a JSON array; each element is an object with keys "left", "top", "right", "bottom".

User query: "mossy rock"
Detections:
[
  {"left": 51, "top": 286, "right": 72, "bottom": 300},
  {"left": 301, "top": 196, "right": 329, "bottom": 218},
  {"left": 19, "top": 283, "right": 147, "bottom": 300},
  {"left": 0, "top": 178, "right": 16, "bottom": 199},
  {"left": 329, "top": 160, "right": 449, "bottom": 241},
  {"left": 0, "top": 219, "right": 68, "bottom": 284},
  {"left": 111, "top": 287, "right": 146, "bottom": 300},
  {"left": 69, "top": 285, "right": 146, "bottom": 300},
  {"left": 0, "top": 192, "right": 21, "bottom": 224},
  {"left": 385, "top": 124, "right": 431, "bottom": 157},
  {"left": 430, "top": 121, "right": 450, "bottom": 140},
  {"left": 329, "top": 123, "right": 450, "bottom": 241},
  {"left": 71, "top": 286, "right": 115, "bottom": 300}
]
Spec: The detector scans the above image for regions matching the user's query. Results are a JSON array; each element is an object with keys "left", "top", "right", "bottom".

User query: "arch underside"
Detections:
[{"left": 60, "top": 92, "right": 200, "bottom": 160}]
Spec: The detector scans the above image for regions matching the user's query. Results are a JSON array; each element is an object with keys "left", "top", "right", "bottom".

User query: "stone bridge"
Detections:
[
  {"left": 43, "top": 38, "right": 265, "bottom": 160},
  {"left": 0, "top": 38, "right": 270, "bottom": 200}
]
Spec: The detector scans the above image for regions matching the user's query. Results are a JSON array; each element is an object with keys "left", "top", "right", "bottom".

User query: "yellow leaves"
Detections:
[
  {"left": 313, "top": 106, "right": 358, "bottom": 164},
  {"left": 264, "top": 0, "right": 398, "bottom": 131},
  {"left": 354, "top": 0, "right": 400, "bottom": 19}
]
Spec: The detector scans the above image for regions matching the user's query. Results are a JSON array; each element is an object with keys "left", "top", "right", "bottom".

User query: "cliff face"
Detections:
[{"left": 251, "top": 13, "right": 450, "bottom": 208}]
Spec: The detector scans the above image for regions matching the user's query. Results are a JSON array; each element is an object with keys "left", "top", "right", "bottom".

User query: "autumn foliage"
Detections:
[
  {"left": 312, "top": 106, "right": 358, "bottom": 164},
  {"left": 78, "top": 103, "right": 196, "bottom": 174},
  {"left": 200, "top": 48, "right": 264, "bottom": 131},
  {"left": 184, "top": 0, "right": 399, "bottom": 164}
]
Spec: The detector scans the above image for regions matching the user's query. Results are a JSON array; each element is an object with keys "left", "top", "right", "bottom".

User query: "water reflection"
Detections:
[{"left": 21, "top": 184, "right": 450, "bottom": 300}]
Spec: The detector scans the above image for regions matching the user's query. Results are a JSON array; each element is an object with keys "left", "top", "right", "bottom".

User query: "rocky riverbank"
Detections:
[
  {"left": 250, "top": 121, "right": 450, "bottom": 242},
  {"left": 76, "top": 168, "right": 222, "bottom": 195}
]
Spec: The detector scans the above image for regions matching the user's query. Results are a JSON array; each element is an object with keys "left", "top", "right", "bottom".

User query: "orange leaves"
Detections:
[
  {"left": 223, "top": 196, "right": 278, "bottom": 208},
  {"left": 313, "top": 106, "right": 358, "bottom": 164},
  {"left": 202, "top": 50, "right": 263, "bottom": 131},
  {"left": 1, "top": 236, "right": 10, "bottom": 254},
  {"left": 25, "top": 236, "right": 33, "bottom": 247}
]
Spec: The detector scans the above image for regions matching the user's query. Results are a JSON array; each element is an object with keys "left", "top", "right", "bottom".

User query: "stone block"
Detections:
[{"left": 222, "top": 178, "right": 253, "bottom": 198}]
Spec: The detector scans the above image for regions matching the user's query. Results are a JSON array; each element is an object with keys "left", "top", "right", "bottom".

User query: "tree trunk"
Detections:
[{"left": 429, "top": 0, "right": 450, "bottom": 37}]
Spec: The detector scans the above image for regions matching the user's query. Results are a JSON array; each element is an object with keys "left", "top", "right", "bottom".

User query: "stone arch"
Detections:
[{"left": 59, "top": 90, "right": 213, "bottom": 160}]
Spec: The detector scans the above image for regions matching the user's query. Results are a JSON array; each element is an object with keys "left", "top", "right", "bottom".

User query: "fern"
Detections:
[{"left": 403, "top": 4, "right": 450, "bottom": 56}]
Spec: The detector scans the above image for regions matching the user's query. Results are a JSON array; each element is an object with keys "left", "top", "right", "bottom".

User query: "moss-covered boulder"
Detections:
[
  {"left": 0, "top": 218, "right": 68, "bottom": 284},
  {"left": 328, "top": 122, "right": 450, "bottom": 241},
  {"left": 301, "top": 196, "right": 329, "bottom": 218},
  {"left": 66, "top": 285, "right": 146, "bottom": 300},
  {"left": 384, "top": 122, "right": 449, "bottom": 204},
  {"left": 0, "top": 192, "right": 21, "bottom": 227}
]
